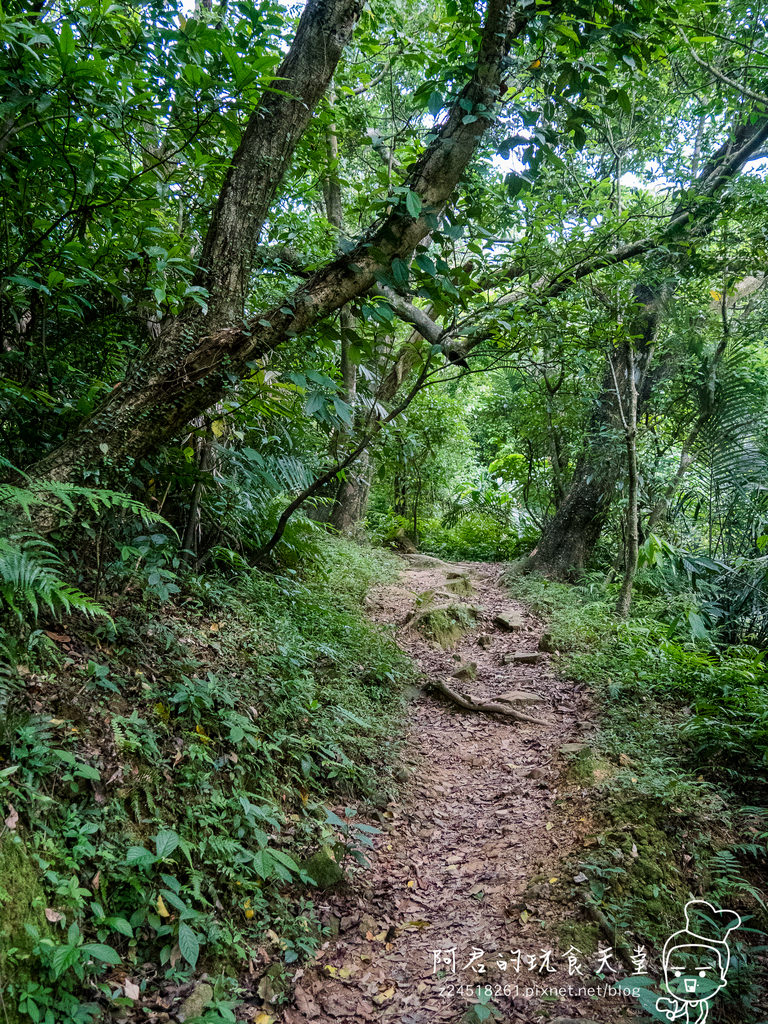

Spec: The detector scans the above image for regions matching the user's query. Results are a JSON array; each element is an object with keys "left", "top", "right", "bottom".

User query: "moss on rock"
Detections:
[
  {"left": 0, "top": 836, "right": 51, "bottom": 1023},
  {"left": 409, "top": 602, "right": 479, "bottom": 648}
]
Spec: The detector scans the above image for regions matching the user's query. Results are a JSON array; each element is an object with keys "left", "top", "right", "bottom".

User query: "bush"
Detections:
[{"left": 0, "top": 538, "right": 414, "bottom": 1022}]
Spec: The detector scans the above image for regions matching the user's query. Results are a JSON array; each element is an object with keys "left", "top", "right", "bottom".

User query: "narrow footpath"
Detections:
[{"left": 279, "top": 557, "right": 641, "bottom": 1024}]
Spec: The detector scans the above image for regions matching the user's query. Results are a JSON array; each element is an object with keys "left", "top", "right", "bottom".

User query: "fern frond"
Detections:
[
  {"left": 0, "top": 481, "right": 175, "bottom": 534},
  {"left": 0, "top": 534, "right": 108, "bottom": 621}
]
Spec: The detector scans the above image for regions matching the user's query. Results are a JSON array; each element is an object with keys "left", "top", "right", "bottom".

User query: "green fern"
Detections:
[
  {"left": 709, "top": 847, "right": 767, "bottom": 910},
  {"left": 0, "top": 479, "right": 174, "bottom": 531},
  {"left": 0, "top": 533, "right": 108, "bottom": 620},
  {"left": 0, "top": 471, "right": 176, "bottom": 623}
]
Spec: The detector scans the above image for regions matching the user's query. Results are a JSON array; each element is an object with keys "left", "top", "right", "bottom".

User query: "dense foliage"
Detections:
[{"left": 3, "top": 0, "right": 768, "bottom": 1019}]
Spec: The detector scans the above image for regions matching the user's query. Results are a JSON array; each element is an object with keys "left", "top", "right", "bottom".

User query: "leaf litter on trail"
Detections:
[{"left": 271, "top": 561, "right": 627, "bottom": 1024}]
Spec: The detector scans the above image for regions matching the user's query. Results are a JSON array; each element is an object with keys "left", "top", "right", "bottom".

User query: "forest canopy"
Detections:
[{"left": 2, "top": 0, "right": 768, "bottom": 592}]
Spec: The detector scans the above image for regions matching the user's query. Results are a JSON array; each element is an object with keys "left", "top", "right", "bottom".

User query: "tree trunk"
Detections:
[
  {"left": 525, "top": 285, "right": 662, "bottom": 577},
  {"left": 329, "top": 450, "right": 371, "bottom": 533},
  {"left": 615, "top": 349, "right": 639, "bottom": 618},
  {"left": 521, "top": 113, "right": 768, "bottom": 579},
  {"left": 26, "top": 0, "right": 526, "bottom": 495}
]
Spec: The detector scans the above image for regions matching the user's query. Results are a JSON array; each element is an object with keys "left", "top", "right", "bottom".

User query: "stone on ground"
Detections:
[
  {"left": 494, "top": 608, "right": 524, "bottom": 631},
  {"left": 497, "top": 689, "right": 546, "bottom": 704},
  {"left": 408, "top": 601, "right": 479, "bottom": 648},
  {"left": 452, "top": 661, "right": 478, "bottom": 680},
  {"left": 445, "top": 575, "right": 475, "bottom": 596},
  {"left": 178, "top": 983, "right": 214, "bottom": 1021},
  {"left": 301, "top": 845, "right": 344, "bottom": 888}
]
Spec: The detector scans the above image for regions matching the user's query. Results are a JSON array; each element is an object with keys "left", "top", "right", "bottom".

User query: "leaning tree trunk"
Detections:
[
  {"left": 329, "top": 450, "right": 371, "bottom": 532},
  {"left": 614, "top": 347, "right": 639, "bottom": 618},
  {"left": 25, "top": 0, "right": 528, "bottom": 498},
  {"left": 522, "top": 112, "right": 768, "bottom": 578}
]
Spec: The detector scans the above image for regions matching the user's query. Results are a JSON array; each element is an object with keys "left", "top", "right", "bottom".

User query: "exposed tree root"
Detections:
[{"left": 429, "top": 678, "right": 551, "bottom": 726}]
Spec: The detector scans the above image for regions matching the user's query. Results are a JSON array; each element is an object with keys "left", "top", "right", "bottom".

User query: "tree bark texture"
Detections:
[
  {"left": 28, "top": 0, "right": 527, "bottom": 490},
  {"left": 524, "top": 116, "right": 768, "bottom": 577}
]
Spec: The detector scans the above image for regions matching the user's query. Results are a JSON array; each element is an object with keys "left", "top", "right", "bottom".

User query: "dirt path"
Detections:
[{"left": 278, "top": 558, "right": 638, "bottom": 1024}]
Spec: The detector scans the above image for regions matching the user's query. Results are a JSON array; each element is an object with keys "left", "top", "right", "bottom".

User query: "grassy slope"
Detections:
[
  {"left": 506, "top": 572, "right": 768, "bottom": 1022},
  {"left": 0, "top": 539, "right": 414, "bottom": 1023}
]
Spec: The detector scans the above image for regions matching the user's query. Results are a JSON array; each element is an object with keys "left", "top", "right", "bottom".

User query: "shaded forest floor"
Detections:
[
  {"left": 276, "top": 558, "right": 638, "bottom": 1024},
  {"left": 3, "top": 543, "right": 767, "bottom": 1024}
]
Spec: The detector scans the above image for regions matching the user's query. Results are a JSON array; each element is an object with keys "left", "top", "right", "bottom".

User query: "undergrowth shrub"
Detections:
[
  {"left": 505, "top": 569, "right": 768, "bottom": 1014},
  {"left": 0, "top": 538, "right": 413, "bottom": 1023}
]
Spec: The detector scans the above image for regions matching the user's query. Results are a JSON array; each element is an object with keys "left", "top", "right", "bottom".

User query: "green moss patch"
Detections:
[{"left": 409, "top": 601, "right": 479, "bottom": 648}]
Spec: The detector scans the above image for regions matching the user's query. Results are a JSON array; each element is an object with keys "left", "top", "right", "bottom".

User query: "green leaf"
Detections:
[
  {"left": 391, "top": 257, "right": 409, "bottom": 286},
  {"left": 405, "top": 190, "right": 422, "bottom": 218},
  {"left": 59, "top": 21, "right": 75, "bottom": 58},
  {"left": 178, "top": 922, "right": 200, "bottom": 968},
  {"left": 81, "top": 942, "right": 121, "bottom": 965},
  {"left": 616, "top": 89, "right": 632, "bottom": 116},
  {"left": 126, "top": 845, "right": 156, "bottom": 866},
  {"left": 415, "top": 254, "right": 436, "bottom": 277},
  {"left": 155, "top": 829, "right": 180, "bottom": 860},
  {"left": 106, "top": 917, "right": 133, "bottom": 937},
  {"left": 428, "top": 90, "right": 443, "bottom": 117},
  {"left": 268, "top": 848, "right": 300, "bottom": 873}
]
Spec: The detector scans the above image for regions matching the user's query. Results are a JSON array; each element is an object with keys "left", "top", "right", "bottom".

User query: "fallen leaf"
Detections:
[
  {"left": 156, "top": 894, "right": 170, "bottom": 918},
  {"left": 373, "top": 987, "right": 395, "bottom": 1006},
  {"left": 44, "top": 908, "right": 63, "bottom": 924},
  {"left": 4, "top": 803, "right": 18, "bottom": 831},
  {"left": 124, "top": 979, "right": 140, "bottom": 1000},
  {"left": 44, "top": 631, "right": 71, "bottom": 643}
]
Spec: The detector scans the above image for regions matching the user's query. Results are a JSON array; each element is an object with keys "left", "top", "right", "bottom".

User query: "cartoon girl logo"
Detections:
[{"left": 656, "top": 899, "right": 742, "bottom": 1023}]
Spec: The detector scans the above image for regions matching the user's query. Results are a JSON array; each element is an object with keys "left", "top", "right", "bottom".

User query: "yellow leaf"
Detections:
[
  {"left": 529, "top": 59, "right": 541, "bottom": 69},
  {"left": 195, "top": 724, "right": 210, "bottom": 743},
  {"left": 545, "top": 821, "right": 554, "bottom": 831},
  {"left": 373, "top": 987, "right": 395, "bottom": 1005},
  {"left": 254, "top": 1014, "right": 274, "bottom": 1024},
  {"left": 520, "top": 909, "right": 529, "bottom": 924},
  {"left": 549, "top": 877, "right": 558, "bottom": 883},
  {"left": 245, "top": 908, "right": 254, "bottom": 919},
  {"left": 211, "top": 418, "right": 225, "bottom": 437},
  {"left": 156, "top": 895, "right": 170, "bottom": 918},
  {"left": 710, "top": 289, "right": 721, "bottom": 300},
  {"left": 406, "top": 879, "right": 415, "bottom": 888}
]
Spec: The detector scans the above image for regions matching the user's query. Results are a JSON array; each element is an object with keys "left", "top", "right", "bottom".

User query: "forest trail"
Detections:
[{"left": 278, "top": 558, "right": 633, "bottom": 1024}]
